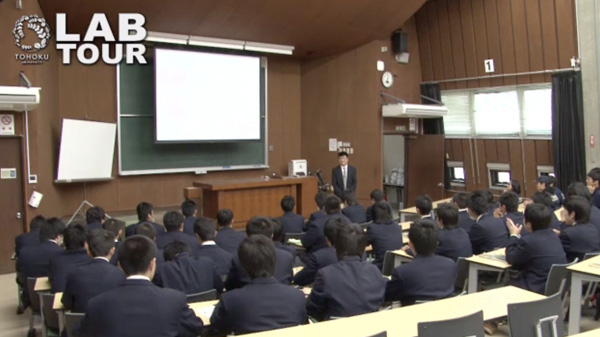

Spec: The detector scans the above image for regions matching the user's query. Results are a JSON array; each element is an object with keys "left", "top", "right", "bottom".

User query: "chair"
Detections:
[
  {"left": 26, "top": 277, "right": 41, "bottom": 337},
  {"left": 186, "top": 289, "right": 218, "bottom": 303},
  {"left": 417, "top": 310, "right": 484, "bottom": 337},
  {"left": 507, "top": 292, "right": 564, "bottom": 337},
  {"left": 64, "top": 312, "right": 85, "bottom": 337},
  {"left": 381, "top": 251, "right": 395, "bottom": 276},
  {"left": 544, "top": 258, "right": 579, "bottom": 297},
  {"left": 41, "top": 292, "right": 60, "bottom": 335},
  {"left": 455, "top": 257, "right": 469, "bottom": 294}
]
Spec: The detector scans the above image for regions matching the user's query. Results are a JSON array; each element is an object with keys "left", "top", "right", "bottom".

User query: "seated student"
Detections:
[
  {"left": 86, "top": 206, "right": 105, "bottom": 231},
  {"left": 293, "top": 218, "right": 339, "bottom": 286},
  {"left": 181, "top": 200, "right": 198, "bottom": 237},
  {"left": 366, "top": 201, "right": 404, "bottom": 270},
  {"left": 102, "top": 219, "right": 122, "bottom": 265},
  {"left": 341, "top": 192, "right": 367, "bottom": 223},
  {"left": 278, "top": 195, "right": 305, "bottom": 235},
  {"left": 17, "top": 218, "right": 65, "bottom": 308},
  {"left": 453, "top": 192, "right": 476, "bottom": 233},
  {"left": 156, "top": 211, "right": 200, "bottom": 254},
  {"left": 154, "top": 241, "right": 223, "bottom": 295},
  {"left": 366, "top": 189, "right": 393, "bottom": 223},
  {"left": 302, "top": 195, "right": 351, "bottom": 253},
  {"left": 210, "top": 235, "right": 306, "bottom": 335},
  {"left": 225, "top": 217, "right": 294, "bottom": 290},
  {"left": 194, "top": 217, "right": 234, "bottom": 278},
  {"left": 530, "top": 192, "right": 562, "bottom": 230},
  {"left": 415, "top": 194, "right": 436, "bottom": 223},
  {"left": 62, "top": 229, "right": 125, "bottom": 313},
  {"left": 125, "top": 202, "right": 165, "bottom": 237},
  {"left": 505, "top": 179, "right": 522, "bottom": 197},
  {"left": 505, "top": 204, "right": 567, "bottom": 294},
  {"left": 558, "top": 196, "right": 600, "bottom": 261},
  {"left": 495, "top": 191, "right": 525, "bottom": 234},
  {"left": 565, "top": 182, "right": 600, "bottom": 234},
  {"left": 49, "top": 224, "right": 92, "bottom": 293},
  {"left": 587, "top": 167, "right": 600, "bottom": 209},
  {"left": 548, "top": 176, "right": 565, "bottom": 207},
  {"left": 483, "top": 190, "right": 498, "bottom": 216},
  {"left": 385, "top": 219, "right": 456, "bottom": 305},
  {"left": 435, "top": 203, "right": 472, "bottom": 261},
  {"left": 15, "top": 215, "right": 45, "bottom": 257},
  {"left": 308, "top": 192, "right": 328, "bottom": 224},
  {"left": 307, "top": 222, "right": 386, "bottom": 320},
  {"left": 271, "top": 218, "right": 297, "bottom": 258},
  {"left": 467, "top": 191, "right": 509, "bottom": 254},
  {"left": 134, "top": 222, "right": 165, "bottom": 265},
  {"left": 536, "top": 176, "right": 561, "bottom": 210},
  {"left": 78, "top": 235, "right": 204, "bottom": 337},
  {"left": 214, "top": 208, "right": 246, "bottom": 255}
]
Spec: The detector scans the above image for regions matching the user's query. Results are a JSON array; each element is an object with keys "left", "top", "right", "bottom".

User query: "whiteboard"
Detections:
[{"left": 56, "top": 119, "right": 117, "bottom": 182}]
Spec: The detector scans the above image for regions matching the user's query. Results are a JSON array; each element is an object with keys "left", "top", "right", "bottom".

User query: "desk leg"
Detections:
[
  {"left": 468, "top": 264, "right": 478, "bottom": 294},
  {"left": 568, "top": 273, "right": 583, "bottom": 335}
]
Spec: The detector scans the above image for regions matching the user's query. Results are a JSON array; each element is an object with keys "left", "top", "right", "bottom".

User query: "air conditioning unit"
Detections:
[
  {"left": 382, "top": 103, "right": 447, "bottom": 118},
  {"left": 0, "top": 86, "right": 41, "bottom": 111}
]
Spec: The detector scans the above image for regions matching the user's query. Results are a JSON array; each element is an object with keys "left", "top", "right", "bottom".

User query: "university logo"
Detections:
[{"left": 13, "top": 15, "right": 51, "bottom": 64}]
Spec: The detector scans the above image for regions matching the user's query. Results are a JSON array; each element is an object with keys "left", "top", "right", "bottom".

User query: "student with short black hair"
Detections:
[
  {"left": 214, "top": 208, "right": 246, "bottom": 255},
  {"left": 453, "top": 192, "right": 476, "bottom": 233},
  {"left": 497, "top": 191, "right": 525, "bottom": 235},
  {"left": 415, "top": 194, "right": 434, "bottom": 218},
  {"left": 483, "top": 190, "right": 498, "bottom": 216},
  {"left": 309, "top": 192, "right": 329, "bottom": 223},
  {"left": 366, "top": 201, "right": 404, "bottom": 269},
  {"left": 86, "top": 206, "right": 105, "bottom": 231},
  {"left": 536, "top": 176, "right": 561, "bottom": 210},
  {"left": 587, "top": 168, "right": 600, "bottom": 209},
  {"left": 15, "top": 215, "right": 45, "bottom": 257},
  {"left": 341, "top": 192, "right": 367, "bottom": 223},
  {"left": 505, "top": 179, "right": 521, "bottom": 196},
  {"left": 194, "top": 217, "right": 234, "bottom": 278},
  {"left": 302, "top": 195, "right": 351, "bottom": 253},
  {"left": 547, "top": 176, "right": 565, "bottom": 207},
  {"left": 559, "top": 196, "right": 600, "bottom": 261},
  {"left": 530, "top": 192, "right": 561, "bottom": 230},
  {"left": 366, "top": 189, "right": 391, "bottom": 222},
  {"left": 307, "top": 222, "right": 386, "bottom": 321},
  {"left": 156, "top": 211, "right": 200, "bottom": 254},
  {"left": 566, "top": 182, "right": 600, "bottom": 234},
  {"left": 62, "top": 229, "right": 125, "bottom": 313},
  {"left": 332, "top": 151, "right": 357, "bottom": 201},
  {"left": 78, "top": 235, "right": 204, "bottom": 337},
  {"left": 49, "top": 224, "right": 92, "bottom": 292},
  {"left": 181, "top": 199, "right": 198, "bottom": 236},
  {"left": 102, "top": 219, "right": 123, "bottom": 265},
  {"left": 271, "top": 217, "right": 297, "bottom": 258},
  {"left": 135, "top": 222, "right": 165, "bottom": 265},
  {"left": 125, "top": 202, "right": 165, "bottom": 237},
  {"left": 435, "top": 203, "right": 472, "bottom": 261},
  {"left": 467, "top": 191, "right": 509, "bottom": 254},
  {"left": 293, "top": 217, "right": 339, "bottom": 286},
  {"left": 385, "top": 219, "right": 456, "bottom": 305},
  {"left": 278, "top": 195, "right": 305, "bottom": 236}
]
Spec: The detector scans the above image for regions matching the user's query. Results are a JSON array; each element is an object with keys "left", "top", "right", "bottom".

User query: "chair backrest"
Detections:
[
  {"left": 65, "top": 312, "right": 85, "bottom": 337},
  {"left": 507, "top": 292, "right": 564, "bottom": 337},
  {"left": 544, "top": 258, "right": 579, "bottom": 297},
  {"left": 284, "top": 232, "right": 305, "bottom": 244},
  {"left": 455, "top": 257, "right": 469, "bottom": 292},
  {"left": 186, "top": 289, "right": 218, "bottom": 303},
  {"left": 381, "top": 251, "right": 395, "bottom": 276},
  {"left": 417, "top": 310, "right": 484, "bottom": 337},
  {"left": 26, "top": 277, "right": 40, "bottom": 312},
  {"left": 41, "top": 292, "right": 60, "bottom": 330}
]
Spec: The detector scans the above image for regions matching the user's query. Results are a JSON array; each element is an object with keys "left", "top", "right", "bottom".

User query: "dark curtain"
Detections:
[
  {"left": 551, "top": 71, "right": 585, "bottom": 190},
  {"left": 420, "top": 83, "right": 450, "bottom": 189}
]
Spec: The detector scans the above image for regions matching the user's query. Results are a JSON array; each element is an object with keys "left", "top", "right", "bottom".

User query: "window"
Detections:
[
  {"left": 523, "top": 88, "right": 552, "bottom": 136},
  {"left": 487, "top": 163, "right": 511, "bottom": 190},
  {"left": 474, "top": 91, "right": 520, "bottom": 136},
  {"left": 442, "top": 92, "right": 472, "bottom": 136},
  {"left": 448, "top": 161, "right": 466, "bottom": 187}
]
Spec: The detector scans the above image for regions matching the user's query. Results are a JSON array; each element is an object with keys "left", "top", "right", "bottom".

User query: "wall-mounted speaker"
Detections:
[{"left": 392, "top": 31, "right": 408, "bottom": 54}]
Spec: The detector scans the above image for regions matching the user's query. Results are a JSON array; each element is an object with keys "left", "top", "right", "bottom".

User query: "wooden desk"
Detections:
[
  {"left": 568, "top": 255, "right": 600, "bottom": 334},
  {"left": 244, "top": 286, "right": 543, "bottom": 337},
  {"left": 466, "top": 248, "right": 510, "bottom": 293},
  {"left": 189, "top": 300, "right": 219, "bottom": 325},
  {"left": 34, "top": 277, "right": 51, "bottom": 291},
  {"left": 569, "top": 329, "right": 600, "bottom": 336},
  {"left": 194, "top": 177, "right": 317, "bottom": 229},
  {"left": 399, "top": 221, "right": 411, "bottom": 231},
  {"left": 399, "top": 198, "right": 452, "bottom": 222}
]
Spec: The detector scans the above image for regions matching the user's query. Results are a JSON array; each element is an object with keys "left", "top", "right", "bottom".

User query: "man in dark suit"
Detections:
[
  {"left": 505, "top": 203, "right": 567, "bottom": 294},
  {"left": 366, "top": 189, "right": 392, "bottom": 222},
  {"left": 558, "top": 196, "right": 600, "bottom": 261},
  {"left": 62, "top": 229, "right": 125, "bottom": 313},
  {"left": 341, "top": 192, "right": 367, "bottom": 223},
  {"left": 154, "top": 241, "right": 223, "bottom": 294},
  {"left": 271, "top": 218, "right": 297, "bottom": 259},
  {"left": 278, "top": 195, "right": 305, "bottom": 236},
  {"left": 453, "top": 192, "right": 476, "bottom": 233},
  {"left": 181, "top": 200, "right": 198, "bottom": 236},
  {"left": 211, "top": 235, "right": 306, "bottom": 335},
  {"left": 308, "top": 192, "right": 328, "bottom": 226},
  {"left": 214, "top": 208, "right": 246, "bottom": 255},
  {"left": 385, "top": 220, "right": 457, "bottom": 305},
  {"left": 86, "top": 206, "right": 105, "bottom": 231},
  {"left": 531, "top": 192, "right": 562, "bottom": 230},
  {"left": 435, "top": 203, "right": 472, "bottom": 261},
  {"left": 49, "top": 224, "right": 92, "bottom": 292},
  {"left": 102, "top": 219, "right": 123, "bottom": 265},
  {"left": 156, "top": 211, "right": 200, "bottom": 254},
  {"left": 302, "top": 195, "right": 351, "bottom": 253},
  {"left": 331, "top": 151, "right": 357, "bottom": 202},
  {"left": 467, "top": 191, "right": 509, "bottom": 254},
  {"left": 587, "top": 168, "right": 600, "bottom": 209},
  {"left": 194, "top": 217, "right": 234, "bottom": 278},
  {"left": 293, "top": 218, "right": 338, "bottom": 286},
  {"left": 15, "top": 215, "right": 45, "bottom": 257},
  {"left": 78, "top": 235, "right": 204, "bottom": 337},
  {"left": 307, "top": 222, "right": 386, "bottom": 320},
  {"left": 225, "top": 217, "right": 294, "bottom": 290},
  {"left": 366, "top": 201, "right": 404, "bottom": 270},
  {"left": 125, "top": 202, "right": 165, "bottom": 237}
]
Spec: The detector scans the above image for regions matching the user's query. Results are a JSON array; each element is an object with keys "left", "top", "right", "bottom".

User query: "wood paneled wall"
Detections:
[
  {"left": 415, "top": 0, "right": 577, "bottom": 90},
  {"left": 446, "top": 138, "right": 553, "bottom": 197}
]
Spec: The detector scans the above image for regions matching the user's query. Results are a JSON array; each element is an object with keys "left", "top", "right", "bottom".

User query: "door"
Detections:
[
  {"left": 405, "top": 134, "right": 445, "bottom": 207},
  {"left": 0, "top": 137, "right": 25, "bottom": 273}
]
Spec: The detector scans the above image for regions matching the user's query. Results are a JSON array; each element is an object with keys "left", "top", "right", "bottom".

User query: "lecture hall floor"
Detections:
[{"left": 0, "top": 272, "right": 599, "bottom": 336}]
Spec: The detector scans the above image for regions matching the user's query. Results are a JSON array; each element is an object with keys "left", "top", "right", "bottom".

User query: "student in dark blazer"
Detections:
[
  {"left": 272, "top": 218, "right": 297, "bottom": 259},
  {"left": 587, "top": 168, "right": 600, "bottom": 209},
  {"left": 102, "top": 219, "right": 123, "bottom": 265},
  {"left": 415, "top": 194, "right": 435, "bottom": 221},
  {"left": 496, "top": 192, "right": 525, "bottom": 235},
  {"left": 467, "top": 191, "right": 509, "bottom": 254},
  {"left": 125, "top": 202, "right": 165, "bottom": 237},
  {"left": 15, "top": 215, "right": 45, "bottom": 257},
  {"left": 531, "top": 192, "right": 562, "bottom": 230},
  {"left": 366, "top": 189, "right": 392, "bottom": 223},
  {"left": 483, "top": 189, "right": 499, "bottom": 216},
  {"left": 181, "top": 199, "right": 197, "bottom": 236},
  {"left": 558, "top": 196, "right": 600, "bottom": 261},
  {"left": 307, "top": 222, "right": 386, "bottom": 321},
  {"left": 341, "top": 192, "right": 367, "bottom": 223},
  {"left": 194, "top": 217, "right": 234, "bottom": 278},
  {"left": 154, "top": 241, "right": 223, "bottom": 294},
  {"left": 134, "top": 222, "right": 166, "bottom": 265},
  {"left": 453, "top": 192, "right": 476, "bottom": 233},
  {"left": 49, "top": 224, "right": 92, "bottom": 292},
  {"left": 435, "top": 203, "right": 472, "bottom": 261},
  {"left": 366, "top": 201, "right": 404, "bottom": 270},
  {"left": 78, "top": 235, "right": 204, "bottom": 337},
  {"left": 331, "top": 151, "right": 357, "bottom": 201},
  {"left": 210, "top": 235, "right": 306, "bottom": 335},
  {"left": 385, "top": 219, "right": 456, "bottom": 305},
  {"left": 548, "top": 176, "right": 565, "bottom": 207},
  {"left": 225, "top": 217, "right": 294, "bottom": 290},
  {"left": 62, "top": 229, "right": 125, "bottom": 313},
  {"left": 293, "top": 218, "right": 339, "bottom": 286},
  {"left": 308, "top": 192, "right": 328, "bottom": 225},
  {"left": 278, "top": 195, "right": 305, "bottom": 236},
  {"left": 156, "top": 211, "right": 200, "bottom": 254},
  {"left": 565, "top": 182, "right": 600, "bottom": 235},
  {"left": 86, "top": 206, "right": 105, "bottom": 231},
  {"left": 214, "top": 208, "right": 246, "bottom": 255},
  {"left": 505, "top": 204, "right": 567, "bottom": 294},
  {"left": 302, "top": 195, "right": 351, "bottom": 253}
]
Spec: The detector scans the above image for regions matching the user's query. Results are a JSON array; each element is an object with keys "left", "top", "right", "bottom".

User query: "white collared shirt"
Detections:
[
  {"left": 127, "top": 275, "right": 151, "bottom": 282},
  {"left": 94, "top": 257, "right": 109, "bottom": 262},
  {"left": 476, "top": 214, "right": 484, "bottom": 223},
  {"left": 202, "top": 241, "right": 217, "bottom": 246}
]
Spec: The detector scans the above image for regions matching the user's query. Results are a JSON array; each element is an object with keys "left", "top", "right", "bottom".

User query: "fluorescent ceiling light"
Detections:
[
  {"left": 244, "top": 42, "right": 294, "bottom": 55},
  {"left": 145, "top": 31, "right": 188, "bottom": 45},
  {"left": 188, "top": 36, "right": 245, "bottom": 50}
]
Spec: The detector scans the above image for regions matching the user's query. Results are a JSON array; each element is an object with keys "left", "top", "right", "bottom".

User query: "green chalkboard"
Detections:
[{"left": 117, "top": 55, "right": 267, "bottom": 175}]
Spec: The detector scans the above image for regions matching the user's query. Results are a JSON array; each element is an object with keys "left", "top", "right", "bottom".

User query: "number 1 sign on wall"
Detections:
[{"left": 484, "top": 59, "right": 495, "bottom": 73}]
